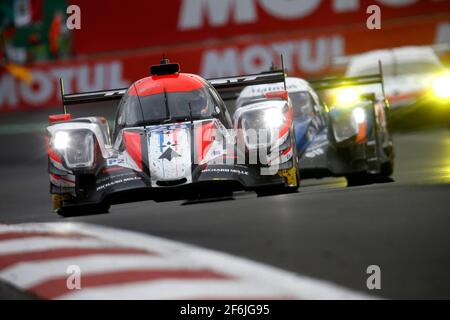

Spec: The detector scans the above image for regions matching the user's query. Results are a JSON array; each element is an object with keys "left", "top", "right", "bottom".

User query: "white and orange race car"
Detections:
[
  {"left": 343, "top": 46, "right": 450, "bottom": 124},
  {"left": 46, "top": 59, "right": 299, "bottom": 216}
]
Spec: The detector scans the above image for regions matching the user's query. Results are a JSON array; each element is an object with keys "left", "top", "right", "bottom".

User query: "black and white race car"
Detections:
[
  {"left": 46, "top": 59, "right": 299, "bottom": 216},
  {"left": 235, "top": 68, "right": 395, "bottom": 186}
]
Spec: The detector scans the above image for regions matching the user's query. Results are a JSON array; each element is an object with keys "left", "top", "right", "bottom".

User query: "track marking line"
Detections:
[
  {"left": 0, "top": 231, "right": 90, "bottom": 241},
  {"left": 0, "top": 237, "right": 123, "bottom": 255},
  {"left": 61, "top": 279, "right": 297, "bottom": 300},
  {"left": 0, "top": 247, "right": 152, "bottom": 271},
  {"left": 31, "top": 269, "right": 231, "bottom": 300}
]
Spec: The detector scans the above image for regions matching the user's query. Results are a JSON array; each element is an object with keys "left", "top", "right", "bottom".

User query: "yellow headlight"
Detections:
[
  {"left": 335, "top": 87, "right": 360, "bottom": 105},
  {"left": 432, "top": 75, "right": 450, "bottom": 99}
]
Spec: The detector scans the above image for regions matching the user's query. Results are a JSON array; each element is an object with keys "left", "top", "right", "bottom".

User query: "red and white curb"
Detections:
[{"left": 0, "top": 223, "right": 374, "bottom": 300}]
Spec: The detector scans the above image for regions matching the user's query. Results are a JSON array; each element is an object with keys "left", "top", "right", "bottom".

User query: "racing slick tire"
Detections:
[
  {"left": 346, "top": 159, "right": 394, "bottom": 187},
  {"left": 380, "top": 158, "right": 394, "bottom": 177},
  {"left": 345, "top": 173, "right": 372, "bottom": 187},
  {"left": 256, "top": 183, "right": 298, "bottom": 197},
  {"left": 52, "top": 194, "right": 110, "bottom": 217}
]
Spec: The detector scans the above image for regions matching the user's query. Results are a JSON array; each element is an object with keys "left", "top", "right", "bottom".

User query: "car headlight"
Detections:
[
  {"left": 335, "top": 87, "right": 360, "bottom": 105},
  {"left": 52, "top": 130, "right": 95, "bottom": 169},
  {"left": 331, "top": 106, "right": 367, "bottom": 143},
  {"left": 352, "top": 107, "right": 366, "bottom": 124},
  {"left": 264, "top": 108, "right": 285, "bottom": 128},
  {"left": 432, "top": 75, "right": 450, "bottom": 99},
  {"left": 65, "top": 132, "right": 94, "bottom": 168},
  {"left": 53, "top": 131, "right": 70, "bottom": 150}
]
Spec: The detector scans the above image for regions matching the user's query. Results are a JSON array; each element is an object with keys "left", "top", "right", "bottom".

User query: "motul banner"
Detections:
[
  {"left": 70, "top": 0, "right": 450, "bottom": 55},
  {"left": 0, "top": 15, "right": 448, "bottom": 112}
]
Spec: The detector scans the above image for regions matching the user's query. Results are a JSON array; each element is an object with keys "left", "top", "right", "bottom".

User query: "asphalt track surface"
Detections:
[{"left": 1, "top": 108, "right": 450, "bottom": 299}]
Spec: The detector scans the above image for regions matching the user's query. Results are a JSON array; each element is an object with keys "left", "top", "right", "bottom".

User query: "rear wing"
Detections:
[
  {"left": 309, "top": 73, "right": 384, "bottom": 91},
  {"left": 57, "top": 77, "right": 127, "bottom": 115},
  {"left": 63, "top": 88, "right": 127, "bottom": 106},
  {"left": 58, "top": 69, "right": 286, "bottom": 113},
  {"left": 208, "top": 69, "right": 286, "bottom": 101},
  {"left": 309, "top": 61, "right": 387, "bottom": 102}
]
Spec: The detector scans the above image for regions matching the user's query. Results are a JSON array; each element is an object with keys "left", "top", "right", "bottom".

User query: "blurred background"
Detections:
[
  {"left": 2, "top": 2, "right": 450, "bottom": 300},
  {"left": 0, "top": 0, "right": 449, "bottom": 122}
]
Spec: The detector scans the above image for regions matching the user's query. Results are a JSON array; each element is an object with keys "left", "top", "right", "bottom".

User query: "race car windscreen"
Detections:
[
  {"left": 289, "top": 92, "right": 314, "bottom": 121},
  {"left": 115, "top": 87, "right": 215, "bottom": 129}
]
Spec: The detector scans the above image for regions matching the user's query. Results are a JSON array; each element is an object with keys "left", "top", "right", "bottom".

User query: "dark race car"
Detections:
[{"left": 46, "top": 59, "right": 299, "bottom": 216}]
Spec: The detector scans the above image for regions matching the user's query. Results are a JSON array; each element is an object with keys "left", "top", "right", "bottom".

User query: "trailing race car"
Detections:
[
  {"left": 235, "top": 67, "right": 394, "bottom": 186},
  {"left": 342, "top": 46, "right": 450, "bottom": 126},
  {"left": 46, "top": 59, "right": 299, "bottom": 216}
]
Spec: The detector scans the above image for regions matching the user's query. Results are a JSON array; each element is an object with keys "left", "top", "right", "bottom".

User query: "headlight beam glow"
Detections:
[
  {"left": 335, "top": 87, "right": 360, "bottom": 106},
  {"left": 352, "top": 107, "right": 366, "bottom": 124},
  {"left": 53, "top": 131, "right": 70, "bottom": 150},
  {"left": 264, "top": 108, "right": 285, "bottom": 128},
  {"left": 432, "top": 75, "right": 450, "bottom": 99}
]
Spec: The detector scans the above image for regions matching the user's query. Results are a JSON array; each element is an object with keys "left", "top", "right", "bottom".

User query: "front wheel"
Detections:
[
  {"left": 279, "top": 154, "right": 301, "bottom": 190},
  {"left": 256, "top": 167, "right": 300, "bottom": 197},
  {"left": 380, "top": 158, "right": 394, "bottom": 177},
  {"left": 345, "top": 173, "right": 372, "bottom": 187},
  {"left": 346, "top": 163, "right": 394, "bottom": 187}
]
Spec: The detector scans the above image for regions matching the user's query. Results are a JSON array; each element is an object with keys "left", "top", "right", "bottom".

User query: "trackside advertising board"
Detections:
[
  {"left": 1, "top": 0, "right": 450, "bottom": 111},
  {"left": 70, "top": 0, "right": 450, "bottom": 54}
]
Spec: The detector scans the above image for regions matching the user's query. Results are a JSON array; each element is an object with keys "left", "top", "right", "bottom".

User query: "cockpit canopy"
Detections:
[{"left": 114, "top": 74, "right": 218, "bottom": 134}]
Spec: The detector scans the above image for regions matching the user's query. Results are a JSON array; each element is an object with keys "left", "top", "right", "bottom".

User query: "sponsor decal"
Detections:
[
  {"left": 106, "top": 158, "right": 125, "bottom": 167},
  {"left": 200, "top": 36, "right": 344, "bottom": 77},
  {"left": 202, "top": 167, "right": 249, "bottom": 176},
  {"left": 305, "top": 140, "right": 328, "bottom": 158},
  {"left": 96, "top": 173, "right": 141, "bottom": 192},
  {"left": 96, "top": 176, "right": 142, "bottom": 192}
]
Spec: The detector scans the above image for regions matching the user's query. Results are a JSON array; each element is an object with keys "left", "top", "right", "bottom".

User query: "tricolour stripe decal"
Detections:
[{"left": 123, "top": 131, "right": 143, "bottom": 170}]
